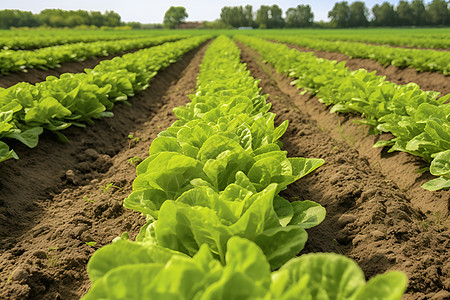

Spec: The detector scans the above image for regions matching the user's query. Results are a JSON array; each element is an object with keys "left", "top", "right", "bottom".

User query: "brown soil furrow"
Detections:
[
  {"left": 273, "top": 41, "right": 449, "bottom": 95},
  {"left": 0, "top": 41, "right": 209, "bottom": 300},
  {"left": 238, "top": 42, "right": 450, "bottom": 300},
  {"left": 0, "top": 49, "right": 140, "bottom": 89}
]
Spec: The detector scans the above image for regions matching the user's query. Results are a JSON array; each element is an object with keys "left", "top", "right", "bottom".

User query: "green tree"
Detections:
[
  {"left": 269, "top": 5, "right": 284, "bottom": 28},
  {"left": 285, "top": 5, "right": 314, "bottom": 28},
  {"left": 220, "top": 6, "right": 246, "bottom": 28},
  {"left": 243, "top": 5, "right": 254, "bottom": 27},
  {"left": 75, "top": 10, "right": 91, "bottom": 26},
  {"left": 104, "top": 10, "right": 121, "bottom": 27},
  {"left": 220, "top": 7, "right": 232, "bottom": 27},
  {"left": 66, "top": 15, "right": 85, "bottom": 27},
  {"left": 256, "top": 5, "right": 270, "bottom": 28},
  {"left": 328, "top": 1, "right": 351, "bottom": 27},
  {"left": 427, "top": 0, "right": 449, "bottom": 25},
  {"left": 349, "top": 1, "right": 368, "bottom": 27},
  {"left": 256, "top": 5, "right": 284, "bottom": 28},
  {"left": 396, "top": 1, "right": 414, "bottom": 25},
  {"left": 163, "top": 6, "right": 188, "bottom": 29},
  {"left": 0, "top": 8, "right": 123, "bottom": 28},
  {"left": 49, "top": 14, "right": 66, "bottom": 27},
  {"left": 0, "top": 10, "right": 40, "bottom": 29},
  {"left": 372, "top": 2, "right": 397, "bottom": 26},
  {"left": 410, "top": 0, "right": 428, "bottom": 26},
  {"left": 89, "top": 11, "right": 105, "bottom": 27}
]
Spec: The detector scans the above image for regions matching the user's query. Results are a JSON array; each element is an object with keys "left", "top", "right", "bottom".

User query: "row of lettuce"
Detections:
[
  {"left": 0, "top": 36, "right": 210, "bottom": 163},
  {"left": 258, "top": 34, "right": 450, "bottom": 75},
  {"left": 82, "top": 36, "right": 407, "bottom": 299},
  {"left": 236, "top": 35, "right": 450, "bottom": 191},
  {"left": 313, "top": 34, "right": 450, "bottom": 50},
  {"left": 0, "top": 29, "right": 154, "bottom": 50},
  {"left": 0, "top": 34, "right": 190, "bottom": 75}
]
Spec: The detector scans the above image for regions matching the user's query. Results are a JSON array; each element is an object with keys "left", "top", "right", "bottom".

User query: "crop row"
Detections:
[
  {"left": 236, "top": 35, "right": 450, "bottom": 191},
  {"left": 277, "top": 30, "right": 450, "bottom": 49},
  {"left": 0, "top": 34, "right": 189, "bottom": 75},
  {"left": 82, "top": 36, "right": 406, "bottom": 299},
  {"left": 0, "top": 36, "right": 210, "bottom": 163},
  {"left": 0, "top": 30, "right": 152, "bottom": 50},
  {"left": 260, "top": 34, "right": 450, "bottom": 75}
]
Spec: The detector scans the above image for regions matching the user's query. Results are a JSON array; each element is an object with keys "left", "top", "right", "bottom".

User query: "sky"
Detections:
[{"left": 1, "top": 1, "right": 432, "bottom": 24}]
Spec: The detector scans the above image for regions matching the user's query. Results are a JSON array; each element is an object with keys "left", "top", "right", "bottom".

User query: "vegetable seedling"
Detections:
[
  {"left": 100, "top": 182, "right": 122, "bottom": 192},
  {"left": 83, "top": 196, "right": 95, "bottom": 203},
  {"left": 85, "top": 241, "right": 97, "bottom": 247},
  {"left": 128, "top": 156, "right": 143, "bottom": 167},
  {"left": 128, "top": 134, "right": 141, "bottom": 148},
  {"left": 46, "top": 247, "right": 58, "bottom": 267}
]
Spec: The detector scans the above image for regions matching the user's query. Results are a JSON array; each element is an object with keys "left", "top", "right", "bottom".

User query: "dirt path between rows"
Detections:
[
  {"left": 238, "top": 42, "right": 450, "bottom": 300},
  {"left": 275, "top": 41, "right": 449, "bottom": 96},
  {"left": 0, "top": 49, "right": 140, "bottom": 89},
  {"left": 0, "top": 41, "right": 209, "bottom": 300}
]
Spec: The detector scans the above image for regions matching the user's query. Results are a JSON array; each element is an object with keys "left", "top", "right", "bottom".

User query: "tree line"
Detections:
[
  {"left": 0, "top": 1, "right": 448, "bottom": 30},
  {"left": 0, "top": 9, "right": 122, "bottom": 29},
  {"left": 220, "top": 0, "right": 449, "bottom": 28}
]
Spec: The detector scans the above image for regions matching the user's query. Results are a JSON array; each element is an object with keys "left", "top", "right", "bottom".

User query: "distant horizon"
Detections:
[{"left": 3, "top": 0, "right": 428, "bottom": 24}]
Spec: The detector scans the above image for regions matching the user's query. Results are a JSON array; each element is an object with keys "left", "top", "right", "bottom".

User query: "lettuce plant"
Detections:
[
  {"left": 83, "top": 236, "right": 407, "bottom": 300},
  {"left": 137, "top": 182, "right": 324, "bottom": 269}
]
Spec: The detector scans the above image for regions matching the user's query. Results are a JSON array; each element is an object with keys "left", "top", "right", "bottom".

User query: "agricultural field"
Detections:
[{"left": 0, "top": 28, "right": 449, "bottom": 299}]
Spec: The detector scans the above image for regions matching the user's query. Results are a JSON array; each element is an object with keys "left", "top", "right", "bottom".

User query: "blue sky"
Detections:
[{"left": 3, "top": 1, "right": 430, "bottom": 23}]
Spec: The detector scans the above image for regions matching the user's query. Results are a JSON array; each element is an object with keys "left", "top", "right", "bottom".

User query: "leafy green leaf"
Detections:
[
  {"left": 0, "top": 141, "right": 18, "bottom": 162},
  {"left": 421, "top": 176, "right": 450, "bottom": 191}
]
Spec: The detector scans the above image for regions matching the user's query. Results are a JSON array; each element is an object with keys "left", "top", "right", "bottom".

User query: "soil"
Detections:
[
  {"left": 0, "top": 41, "right": 209, "bottom": 300},
  {"left": 238, "top": 42, "right": 450, "bottom": 300},
  {"left": 0, "top": 49, "right": 139, "bottom": 89},
  {"left": 275, "top": 41, "right": 450, "bottom": 96}
]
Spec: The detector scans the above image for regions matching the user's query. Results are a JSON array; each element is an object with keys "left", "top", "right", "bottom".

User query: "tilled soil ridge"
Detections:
[
  {"left": 0, "top": 41, "right": 209, "bottom": 300},
  {"left": 239, "top": 42, "right": 450, "bottom": 300}
]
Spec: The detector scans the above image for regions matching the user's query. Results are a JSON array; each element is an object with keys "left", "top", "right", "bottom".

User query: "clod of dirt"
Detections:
[
  {"left": 11, "top": 267, "right": 29, "bottom": 282},
  {"left": 32, "top": 250, "right": 47, "bottom": 259},
  {"left": 371, "top": 230, "right": 385, "bottom": 241},
  {"left": 84, "top": 149, "right": 100, "bottom": 160},
  {"left": 71, "top": 225, "right": 89, "bottom": 238},
  {"left": 352, "top": 234, "right": 368, "bottom": 246},
  {"left": 431, "top": 290, "right": 450, "bottom": 300},
  {"left": 93, "top": 155, "right": 112, "bottom": 172},
  {"left": 336, "top": 214, "right": 357, "bottom": 227},
  {"left": 65, "top": 170, "right": 77, "bottom": 184}
]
